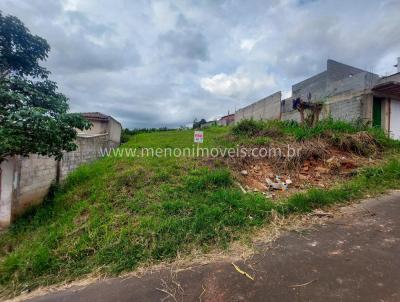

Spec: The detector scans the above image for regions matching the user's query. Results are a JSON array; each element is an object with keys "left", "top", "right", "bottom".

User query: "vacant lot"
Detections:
[{"left": 1, "top": 119, "right": 400, "bottom": 298}]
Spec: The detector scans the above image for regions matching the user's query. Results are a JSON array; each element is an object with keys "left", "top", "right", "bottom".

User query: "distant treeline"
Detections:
[
  {"left": 192, "top": 118, "right": 207, "bottom": 129},
  {"left": 121, "top": 127, "right": 176, "bottom": 143}
]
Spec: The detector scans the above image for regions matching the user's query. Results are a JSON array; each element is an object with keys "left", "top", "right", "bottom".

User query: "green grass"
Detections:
[
  {"left": 231, "top": 118, "right": 400, "bottom": 143},
  {"left": 280, "top": 118, "right": 366, "bottom": 140},
  {"left": 1, "top": 122, "right": 400, "bottom": 298}
]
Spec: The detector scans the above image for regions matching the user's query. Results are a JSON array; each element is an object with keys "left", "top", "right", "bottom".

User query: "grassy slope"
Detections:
[{"left": 1, "top": 122, "right": 400, "bottom": 297}]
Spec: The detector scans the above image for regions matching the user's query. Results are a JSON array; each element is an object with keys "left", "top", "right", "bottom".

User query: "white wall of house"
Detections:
[
  {"left": 108, "top": 118, "right": 122, "bottom": 145},
  {"left": 390, "top": 99, "right": 400, "bottom": 140},
  {"left": 79, "top": 120, "right": 108, "bottom": 136},
  {"left": 78, "top": 118, "right": 121, "bottom": 145}
]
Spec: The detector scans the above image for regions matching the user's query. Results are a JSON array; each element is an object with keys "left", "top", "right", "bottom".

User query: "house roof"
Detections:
[
  {"left": 372, "top": 81, "right": 400, "bottom": 97},
  {"left": 220, "top": 113, "right": 235, "bottom": 120},
  {"left": 81, "top": 112, "right": 110, "bottom": 122}
]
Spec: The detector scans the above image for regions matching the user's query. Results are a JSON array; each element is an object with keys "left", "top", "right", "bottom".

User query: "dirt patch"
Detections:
[{"left": 221, "top": 137, "right": 380, "bottom": 198}]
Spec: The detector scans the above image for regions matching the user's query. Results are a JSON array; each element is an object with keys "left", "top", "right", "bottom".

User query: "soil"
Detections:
[{"left": 230, "top": 146, "right": 379, "bottom": 199}]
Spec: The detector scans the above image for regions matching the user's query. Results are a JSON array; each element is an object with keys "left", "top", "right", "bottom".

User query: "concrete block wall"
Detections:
[
  {"left": 326, "top": 59, "right": 366, "bottom": 82},
  {"left": 327, "top": 72, "right": 379, "bottom": 97},
  {"left": 60, "top": 134, "right": 112, "bottom": 179},
  {"left": 281, "top": 98, "right": 295, "bottom": 113},
  {"left": 292, "top": 71, "right": 327, "bottom": 102},
  {"left": 281, "top": 110, "right": 302, "bottom": 122},
  {"left": 290, "top": 60, "right": 379, "bottom": 105},
  {"left": 0, "top": 159, "right": 16, "bottom": 227},
  {"left": 325, "top": 96, "right": 363, "bottom": 122},
  {"left": 282, "top": 93, "right": 366, "bottom": 123},
  {"left": 15, "top": 155, "right": 58, "bottom": 216},
  {"left": 0, "top": 134, "right": 117, "bottom": 227},
  {"left": 235, "top": 91, "right": 281, "bottom": 123}
]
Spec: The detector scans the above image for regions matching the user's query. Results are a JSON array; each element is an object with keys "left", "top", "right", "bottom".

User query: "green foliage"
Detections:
[
  {"left": 252, "top": 136, "right": 272, "bottom": 146},
  {"left": 0, "top": 11, "right": 49, "bottom": 79},
  {"left": 0, "top": 12, "right": 91, "bottom": 162},
  {"left": 185, "top": 168, "right": 232, "bottom": 192},
  {"left": 232, "top": 118, "right": 380, "bottom": 141},
  {"left": 121, "top": 127, "right": 174, "bottom": 143},
  {"left": 1, "top": 125, "right": 400, "bottom": 298},
  {"left": 279, "top": 158, "right": 400, "bottom": 214},
  {"left": 232, "top": 119, "right": 266, "bottom": 136},
  {"left": 280, "top": 118, "right": 366, "bottom": 140},
  {"left": 367, "top": 127, "right": 400, "bottom": 149},
  {"left": 193, "top": 118, "right": 207, "bottom": 129}
]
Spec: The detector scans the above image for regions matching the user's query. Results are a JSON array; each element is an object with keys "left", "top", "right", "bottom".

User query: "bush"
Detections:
[
  {"left": 232, "top": 118, "right": 366, "bottom": 140},
  {"left": 232, "top": 119, "right": 266, "bottom": 136},
  {"left": 281, "top": 118, "right": 366, "bottom": 140}
]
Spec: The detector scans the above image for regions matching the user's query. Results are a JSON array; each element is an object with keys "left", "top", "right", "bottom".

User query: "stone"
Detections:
[
  {"left": 285, "top": 178, "right": 293, "bottom": 185},
  {"left": 315, "top": 166, "right": 330, "bottom": 174},
  {"left": 299, "top": 174, "right": 309, "bottom": 180}
]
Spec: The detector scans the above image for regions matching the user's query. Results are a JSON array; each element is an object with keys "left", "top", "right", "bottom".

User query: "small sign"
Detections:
[{"left": 194, "top": 131, "right": 204, "bottom": 143}]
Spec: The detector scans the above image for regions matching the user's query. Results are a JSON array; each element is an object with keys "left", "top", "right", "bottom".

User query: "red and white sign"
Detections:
[{"left": 194, "top": 131, "right": 204, "bottom": 143}]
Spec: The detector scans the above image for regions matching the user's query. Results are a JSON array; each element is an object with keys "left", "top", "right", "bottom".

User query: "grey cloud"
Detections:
[
  {"left": 47, "top": 34, "right": 140, "bottom": 73},
  {"left": 1, "top": 0, "right": 399, "bottom": 128},
  {"left": 47, "top": 13, "right": 140, "bottom": 73},
  {"left": 64, "top": 11, "right": 113, "bottom": 37},
  {"left": 158, "top": 29, "right": 209, "bottom": 61}
]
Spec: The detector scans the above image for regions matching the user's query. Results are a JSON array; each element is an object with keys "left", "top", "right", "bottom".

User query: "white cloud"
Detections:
[
  {"left": 200, "top": 72, "right": 277, "bottom": 98},
  {"left": 150, "top": 1, "right": 179, "bottom": 32},
  {"left": 240, "top": 39, "right": 258, "bottom": 52},
  {"left": 2, "top": 0, "right": 400, "bottom": 128}
]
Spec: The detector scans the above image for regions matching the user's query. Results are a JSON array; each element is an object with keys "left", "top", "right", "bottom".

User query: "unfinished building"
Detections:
[{"left": 235, "top": 59, "right": 400, "bottom": 139}]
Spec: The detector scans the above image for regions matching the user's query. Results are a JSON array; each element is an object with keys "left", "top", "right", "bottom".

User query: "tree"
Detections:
[
  {"left": 192, "top": 118, "right": 207, "bottom": 129},
  {"left": 0, "top": 11, "right": 91, "bottom": 163},
  {"left": 293, "top": 98, "right": 323, "bottom": 127}
]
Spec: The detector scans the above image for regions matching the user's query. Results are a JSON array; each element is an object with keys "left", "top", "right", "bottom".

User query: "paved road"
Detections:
[{"left": 26, "top": 192, "right": 400, "bottom": 302}]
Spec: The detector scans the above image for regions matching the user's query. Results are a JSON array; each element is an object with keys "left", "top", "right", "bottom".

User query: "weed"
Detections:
[
  {"left": 232, "top": 119, "right": 266, "bottom": 136},
  {"left": 1, "top": 124, "right": 400, "bottom": 298}
]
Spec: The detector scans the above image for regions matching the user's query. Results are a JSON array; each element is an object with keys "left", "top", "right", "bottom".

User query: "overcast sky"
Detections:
[{"left": 1, "top": 0, "right": 400, "bottom": 128}]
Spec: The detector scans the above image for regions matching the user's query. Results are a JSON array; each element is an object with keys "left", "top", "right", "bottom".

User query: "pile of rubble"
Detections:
[{"left": 236, "top": 153, "right": 363, "bottom": 198}]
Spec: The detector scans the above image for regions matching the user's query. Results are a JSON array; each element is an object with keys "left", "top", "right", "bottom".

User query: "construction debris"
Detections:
[
  {"left": 288, "top": 279, "right": 317, "bottom": 288},
  {"left": 326, "top": 156, "right": 341, "bottom": 170},
  {"left": 235, "top": 182, "right": 247, "bottom": 194},
  {"left": 229, "top": 140, "right": 371, "bottom": 198},
  {"left": 315, "top": 166, "right": 330, "bottom": 174},
  {"left": 266, "top": 176, "right": 290, "bottom": 191},
  {"left": 299, "top": 174, "right": 309, "bottom": 180},
  {"left": 231, "top": 263, "right": 254, "bottom": 281},
  {"left": 262, "top": 192, "right": 273, "bottom": 198},
  {"left": 311, "top": 209, "right": 334, "bottom": 218}
]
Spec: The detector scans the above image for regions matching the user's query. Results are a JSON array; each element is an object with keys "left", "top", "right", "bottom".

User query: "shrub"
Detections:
[
  {"left": 232, "top": 119, "right": 266, "bottom": 136},
  {"left": 281, "top": 118, "right": 365, "bottom": 141}
]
